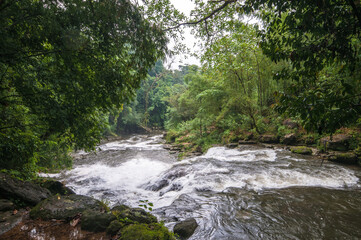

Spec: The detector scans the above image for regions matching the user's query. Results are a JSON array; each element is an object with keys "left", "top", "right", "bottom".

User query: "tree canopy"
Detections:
[{"left": 0, "top": 0, "right": 167, "bottom": 173}]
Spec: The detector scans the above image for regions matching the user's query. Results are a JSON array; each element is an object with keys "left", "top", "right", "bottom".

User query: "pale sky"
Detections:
[{"left": 166, "top": 0, "right": 200, "bottom": 69}]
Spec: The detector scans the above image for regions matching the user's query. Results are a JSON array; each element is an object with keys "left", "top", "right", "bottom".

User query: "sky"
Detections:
[{"left": 166, "top": 0, "right": 200, "bottom": 69}]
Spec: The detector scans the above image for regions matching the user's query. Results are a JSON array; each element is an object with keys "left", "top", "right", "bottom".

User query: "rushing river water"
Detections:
[{"left": 46, "top": 135, "right": 361, "bottom": 239}]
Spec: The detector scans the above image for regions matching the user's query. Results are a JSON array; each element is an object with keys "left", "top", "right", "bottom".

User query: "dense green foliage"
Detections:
[
  {"left": 0, "top": 0, "right": 166, "bottom": 174},
  {"left": 2, "top": 0, "right": 361, "bottom": 175}
]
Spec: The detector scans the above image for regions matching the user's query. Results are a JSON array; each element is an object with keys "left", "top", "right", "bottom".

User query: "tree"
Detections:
[
  {"left": 0, "top": 0, "right": 167, "bottom": 172},
  {"left": 143, "top": 0, "right": 361, "bottom": 133}
]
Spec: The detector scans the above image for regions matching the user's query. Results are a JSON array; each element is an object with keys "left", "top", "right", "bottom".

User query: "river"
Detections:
[{"left": 45, "top": 134, "right": 361, "bottom": 239}]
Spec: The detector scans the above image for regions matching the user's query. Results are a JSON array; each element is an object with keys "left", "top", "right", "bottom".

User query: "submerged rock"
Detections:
[
  {"left": 173, "top": 218, "right": 198, "bottom": 240},
  {"left": 0, "top": 173, "right": 51, "bottom": 206},
  {"left": 30, "top": 194, "right": 102, "bottom": 221}
]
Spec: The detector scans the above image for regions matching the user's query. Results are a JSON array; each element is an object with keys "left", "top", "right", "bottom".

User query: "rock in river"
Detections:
[
  {"left": 173, "top": 218, "right": 198, "bottom": 240},
  {"left": 30, "top": 194, "right": 103, "bottom": 221}
]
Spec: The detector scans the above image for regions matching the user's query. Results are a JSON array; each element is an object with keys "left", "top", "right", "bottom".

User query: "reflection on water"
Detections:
[{"left": 45, "top": 135, "right": 361, "bottom": 239}]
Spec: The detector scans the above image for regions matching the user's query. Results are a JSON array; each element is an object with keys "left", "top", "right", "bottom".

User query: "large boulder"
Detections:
[
  {"left": 0, "top": 173, "right": 51, "bottom": 205},
  {"left": 173, "top": 218, "right": 198, "bottom": 240},
  {"left": 320, "top": 134, "right": 352, "bottom": 151},
  {"left": 30, "top": 194, "right": 102, "bottom": 221}
]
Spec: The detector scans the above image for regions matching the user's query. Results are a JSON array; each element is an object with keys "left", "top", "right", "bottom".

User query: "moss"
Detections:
[
  {"left": 329, "top": 152, "right": 358, "bottom": 165},
  {"left": 119, "top": 223, "right": 176, "bottom": 240},
  {"left": 106, "top": 220, "right": 124, "bottom": 235},
  {"left": 290, "top": 146, "right": 313, "bottom": 155}
]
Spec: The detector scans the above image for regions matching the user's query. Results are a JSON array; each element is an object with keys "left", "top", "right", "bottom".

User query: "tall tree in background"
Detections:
[
  {"left": 0, "top": 0, "right": 167, "bottom": 172},
  {"left": 144, "top": 0, "right": 361, "bottom": 134}
]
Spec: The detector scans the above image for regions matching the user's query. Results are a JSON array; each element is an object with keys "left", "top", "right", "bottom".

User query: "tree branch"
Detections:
[
  {"left": 347, "top": 0, "right": 361, "bottom": 30},
  {"left": 163, "top": 0, "right": 237, "bottom": 31}
]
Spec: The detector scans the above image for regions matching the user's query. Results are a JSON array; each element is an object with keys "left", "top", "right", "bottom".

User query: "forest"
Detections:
[{"left": 1, "top": 0, "right": 361, "bottom": 176}]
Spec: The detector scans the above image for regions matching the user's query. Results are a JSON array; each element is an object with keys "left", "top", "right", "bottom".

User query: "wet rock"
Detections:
[
  {"left": 290, "top": 146, "right": 313, "bottom": 155},
  {"left": 226, "top": 143, "right": 238, "bottom": 148},
  {"left": 320, "top": 134, "right": 352, "bottom": 151},
  {"left": 111, "top": 205, "right": 157, "bottom": 224},
  {"left": 0, "top": 199, "right": 14, "bottom": 211},
  {"left": 81, "top": 209, "right": 116, "bottom": 232},
  {"left": 281, "top": 133, "right": 298, "bottom": 145},
  {"left": 328, "top": 152, "right": 358, "bottom": 165},
  {"left": 283, "top": 119, "right": 299, "bottom": 129},
  {"left": 41, "top": 180, "right": 75, "bottom": 196},
  {"left": 0, "top": 209, "right": 26, "bottom": 235},
  {"left": 173, "top": 218, "right": 198, "bottom": 240},
  {"left": 0, "top": 173, "right": 51, "bottom": 206},
  {"left": 146, "top": 179, "right": 169, "bottom": 191},
  {"left": 259, "top": 134, "right": 279, "bottom": 144},
  {"left": 30, "top": 194, "right": 102, "bottom": 221}
]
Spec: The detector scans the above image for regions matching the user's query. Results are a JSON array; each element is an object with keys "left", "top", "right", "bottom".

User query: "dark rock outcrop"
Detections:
[
  {"left": 0, "top": 173, "right": 51, "bottom": 205},
  {"left": 259, "top": 135, "right": 279, "bottom": 144},
  {"left": 41, "top": 180, "right": 75, "bottom": 196},
  {"left": 320, "top": 134, "right": 352, "bottom": 151},
  {"left": 0, "top": 199, "right": 14, "bottom": 211},
  {"left": 81, "top": 209, "right": 116, "bottom": 232},
  {"left": 328, "top": 152, "right": 358, "bottom": 165},
  {"left": 173, "top": 218, "right": 198, "bottom": 240},
  {"left": 281, "top": 133, "right": 298, "bottom": 145},
  {"left": 30, "top": 194, "right": 102, "bottom": 221}
]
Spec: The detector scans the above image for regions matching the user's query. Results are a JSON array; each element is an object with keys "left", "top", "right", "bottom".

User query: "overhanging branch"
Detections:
[{"left": 163, "top": 0, "right": 237, "bottom": 31}]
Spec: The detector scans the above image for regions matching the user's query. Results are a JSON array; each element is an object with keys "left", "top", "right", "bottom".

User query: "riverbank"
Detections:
[
  {"left": 164, "top": 123, "right": 361, "bottom": 167},
  {"left": 0, "top": 173, "right": 177, "bottom": 239}
]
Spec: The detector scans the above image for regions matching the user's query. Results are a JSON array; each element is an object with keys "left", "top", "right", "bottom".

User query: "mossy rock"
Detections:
[
  {"left": 329, "top": 152, "right": 358, "bottom": 165},
  {"left": 111, "top": 205, "right": 157, "bottom": 224},
  {"left": 81, "top": 209, "right": 116, "bottom": 232},
  {"left": 119, "top": 223, "right": 175, "bottom": 240},
  {"left": 30, "top": 194, "right": 102, "bottom": 221},
  {"left": 290, "top": 146, "right": 313, "bottom": 155}
]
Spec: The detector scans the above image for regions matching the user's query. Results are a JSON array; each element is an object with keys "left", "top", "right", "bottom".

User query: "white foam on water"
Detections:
[
  {"left": 99, "top": 136, "right": 163, "bottom": 151},
  {"left": 64, "top": 158, "right": 171, "bottom": 201},
  {"left": 202, "top": 147, "right": 277, "bottom": 162}
]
